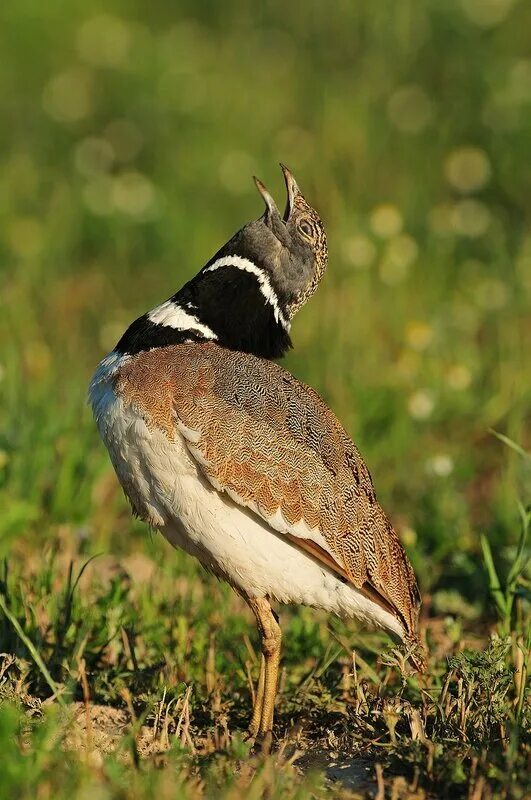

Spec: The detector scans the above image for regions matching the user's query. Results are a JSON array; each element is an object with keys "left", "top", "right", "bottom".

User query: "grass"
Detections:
[
  {"left": 0, "top": 0, "right": 530, "bottom": 797},
  {"left": 0, "top": 542, "right": 528, "bottom": 798}
]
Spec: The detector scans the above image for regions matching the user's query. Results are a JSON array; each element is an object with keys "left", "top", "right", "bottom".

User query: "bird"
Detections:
[{"left": 89, "top": 164, "right": 424, "bottom": 748}]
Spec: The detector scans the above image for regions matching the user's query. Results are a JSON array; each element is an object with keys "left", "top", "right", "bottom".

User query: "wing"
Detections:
[{"left": 118, "top": 342, "right": 421, "bottom": 641}]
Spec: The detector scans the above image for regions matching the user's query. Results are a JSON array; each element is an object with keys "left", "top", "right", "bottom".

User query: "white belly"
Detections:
[{"left": 89, "top": 361, "right": 402, "bottom": 638}]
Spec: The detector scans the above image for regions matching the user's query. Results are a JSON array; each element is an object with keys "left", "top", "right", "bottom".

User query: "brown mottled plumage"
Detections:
[{"left": 117, "top": 342, "right": 423, "bottom": 659}]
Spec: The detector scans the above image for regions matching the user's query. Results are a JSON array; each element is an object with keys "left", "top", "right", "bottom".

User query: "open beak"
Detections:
[
  {"left": 280, "top": 163, "right": 302, "bottom": 221},
  {"left": 254, "top": 165, "right": 303, "bottom": 225},
  {"left": 253, "top": 176, "right": 281, "bottom": 223}
]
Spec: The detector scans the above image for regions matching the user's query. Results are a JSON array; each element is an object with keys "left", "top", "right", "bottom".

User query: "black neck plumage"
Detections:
[{"left": 115, "top": 261, "right": 292, "bottom": 359}]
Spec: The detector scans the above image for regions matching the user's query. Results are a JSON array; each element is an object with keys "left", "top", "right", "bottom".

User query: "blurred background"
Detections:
[{"left": 1, "top": 0, "right": 530, "bottom": 619}]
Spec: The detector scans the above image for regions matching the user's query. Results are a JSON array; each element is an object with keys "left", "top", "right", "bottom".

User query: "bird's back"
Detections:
[{"left": 113, "top": 341, "right": 422, "bottom": 656}]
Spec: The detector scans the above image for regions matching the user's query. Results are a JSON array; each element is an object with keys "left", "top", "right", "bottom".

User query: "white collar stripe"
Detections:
[
  {"left": 148, "top": 301, "right": 217, "bottom": 340},
  {"left": 204, "top": 255, "right": 290, "bottom": 331}
]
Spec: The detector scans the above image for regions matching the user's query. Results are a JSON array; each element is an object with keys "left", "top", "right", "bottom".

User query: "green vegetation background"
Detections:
[
  {"left": 0, "top": 1, "right": 529, "bottom": 798},
  {"left": 1, "top": 0, "right": 529, "bottom": 600}
]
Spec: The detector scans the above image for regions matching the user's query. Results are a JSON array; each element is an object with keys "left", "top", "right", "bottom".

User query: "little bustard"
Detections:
[{"left": 90, "top": 165, "right": 424, "bottom": 745}]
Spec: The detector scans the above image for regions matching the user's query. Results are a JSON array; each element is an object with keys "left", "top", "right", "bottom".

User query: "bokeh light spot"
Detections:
[
  {"left": 451, "top": 199, "right": 491, "bottom": 237},
  {"left": 426, "top": 454, "right": 454, "bottom": 476},
  {"left": 446, "top": 364, "right": 472, "bottom": 390},
  {"left": 461, "top": 0, "right": 516, "bottom": 28},
  {"left": 42, "top": 68, "right": 93, "bottom": 123},
  {"left": 111, "top": 172, "right": 158, "bottom": 218},
  {"left": 406, "top": 321, "right": 434, "bottom": 351},
  {"left": 342, "top": 234, "right": 377, "bottom": 270},
  {"left": 445, "top": 146, "right": 491, "bottom": 194},
  {"left": 77, "top": 15, "right": 131, "bottom": 68},
  {"left": 370, "top": 204, "right": 403, "bottom": 239},
  {"left": 408, "top": 389, "right": 435, "bottom": 419},
  {"left": 388, "top": 84, "right": 433, "bottom": 133},
  {"left": 379, "top": 234, "right": 418, "bottom": 285},
  {"left": 74, "top": 137, "right": 114, "bottom": 177}
]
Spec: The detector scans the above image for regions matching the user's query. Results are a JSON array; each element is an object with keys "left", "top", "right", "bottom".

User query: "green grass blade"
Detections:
[
  {"left": 516, "top": 626, "right": 530, "bottom": 723},
  {"left": 507, "top": 507, "right": 530, "bottom": 587},
  {"left": 0, "top": 593, "right": 65, "bottom": 706},
  {"left": 490, "top": 431, "right": 531, "bottom": 464},
  {"left": 480, "top": 534, "right": 508, "bottom": 621}
]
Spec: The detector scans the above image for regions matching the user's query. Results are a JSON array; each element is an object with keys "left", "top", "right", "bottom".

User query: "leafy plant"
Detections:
[{"left": 480, "top": 504, "right": 530, "bottom": 636}]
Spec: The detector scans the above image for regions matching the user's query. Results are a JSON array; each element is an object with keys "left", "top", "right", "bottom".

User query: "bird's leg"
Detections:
[
  {"left": 245, "top": 596, "right": 282, "bottom": 748},
  {"left": 249, "top": 654, "right": 265, "bottom": 737}
]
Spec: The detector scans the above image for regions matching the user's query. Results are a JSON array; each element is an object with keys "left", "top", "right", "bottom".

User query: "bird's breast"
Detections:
[{"left": 89, "top": 351, "right": 192, "bottom": 527}]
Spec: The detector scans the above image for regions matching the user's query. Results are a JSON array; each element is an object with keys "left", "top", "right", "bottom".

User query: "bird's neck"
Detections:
[{"left": 114, "top": 255, "right": 292, "bottom": 359}]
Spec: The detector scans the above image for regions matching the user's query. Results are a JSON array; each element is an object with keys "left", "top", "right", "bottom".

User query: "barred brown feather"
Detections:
[{"left": 117, "top": 341, "right": 423, "bottom": 655}]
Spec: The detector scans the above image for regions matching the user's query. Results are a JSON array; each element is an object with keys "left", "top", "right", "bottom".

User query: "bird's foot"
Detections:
[
  {"left": 258, "top": 730, "right": 273, "bottom": 755},
  {"left": 246, "top": 729, "right": 273, "bottom": 756}
]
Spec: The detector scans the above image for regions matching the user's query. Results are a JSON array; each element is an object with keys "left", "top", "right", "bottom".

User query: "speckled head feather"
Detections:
[
  {"left": 279, "top": 164, "right": 328, "bottom": 318},
  {"left": 250, "top": 164, "right": 329, "bottom": 320}
]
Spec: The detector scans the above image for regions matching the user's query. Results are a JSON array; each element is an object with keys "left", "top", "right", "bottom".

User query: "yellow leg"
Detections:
[
  {"left": 245, "top": 597, "right": 282, "bottom": 749},
  {"left": 249, "top": 654, "right": 265, "bottom": 736}
]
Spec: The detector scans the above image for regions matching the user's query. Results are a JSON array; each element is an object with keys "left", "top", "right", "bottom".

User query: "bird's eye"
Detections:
[{"left": 298, "top": 220, "right": 313, "bottom": 239}]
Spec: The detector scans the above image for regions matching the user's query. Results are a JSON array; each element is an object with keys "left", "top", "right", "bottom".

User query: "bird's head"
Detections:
[
  {"left": 236, "top": 164, "right": 328, "bottom": 321},
  {"left": 115, "top": 165, "right": 328, "bottom": 360}
]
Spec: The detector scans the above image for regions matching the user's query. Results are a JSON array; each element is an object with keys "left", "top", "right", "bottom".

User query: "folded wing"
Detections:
[{"left": 119, "top": 342, "right": 421, "bottom": 645}]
